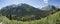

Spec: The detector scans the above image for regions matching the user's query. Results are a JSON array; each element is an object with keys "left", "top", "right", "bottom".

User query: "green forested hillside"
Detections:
[{"left": 0, "top": 9, "right": 60, "bottom": 24}]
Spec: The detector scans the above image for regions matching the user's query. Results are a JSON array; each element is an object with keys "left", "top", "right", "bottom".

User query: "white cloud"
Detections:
[{"left": 43, "top": 0, "right": 48, "bottom": 3}]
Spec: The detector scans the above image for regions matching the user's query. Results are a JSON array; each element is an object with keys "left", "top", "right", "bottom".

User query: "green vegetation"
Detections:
[
  {"left": 0, "top": 10, "right": 60, "bottom": 24},
  {"left": 0, "top": 3, "right": 60, "bottom": 24}
]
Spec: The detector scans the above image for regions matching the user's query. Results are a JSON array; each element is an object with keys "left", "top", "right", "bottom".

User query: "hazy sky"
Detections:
[{"left": 0, "top": 0, "right": 60, "bottom": 9}]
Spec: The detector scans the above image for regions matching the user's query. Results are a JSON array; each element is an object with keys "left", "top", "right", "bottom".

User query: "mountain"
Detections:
[
  {"left": 0, "top": 3, "right": 57, "bottom": 21},
  {"left": 41, "top": 5, "right": 57, "bottom": 11},
  {"left": 0, "top": 8, "right": 60, "bottom": 24}
]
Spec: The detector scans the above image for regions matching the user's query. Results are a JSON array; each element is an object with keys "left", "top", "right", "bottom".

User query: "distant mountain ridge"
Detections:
[{"left": 41, "top": 5, "right": 57, "bottom": 11}]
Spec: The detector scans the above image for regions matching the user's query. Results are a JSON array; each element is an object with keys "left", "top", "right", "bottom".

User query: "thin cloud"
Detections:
[{"left": 43, "top": 0, "right": 48, "bottom": 3}]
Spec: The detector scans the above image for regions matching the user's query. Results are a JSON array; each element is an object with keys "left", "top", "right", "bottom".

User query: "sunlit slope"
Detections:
[{"left": 23, "top": 11, "right": 60, "bottom": 24}]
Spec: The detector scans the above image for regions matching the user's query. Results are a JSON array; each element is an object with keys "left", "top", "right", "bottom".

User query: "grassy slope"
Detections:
[{"left": 0, "top": 11, "right": 60, "bottom": 24}]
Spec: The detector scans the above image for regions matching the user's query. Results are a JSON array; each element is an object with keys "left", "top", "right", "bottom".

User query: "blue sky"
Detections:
[{"left": 0, "top": 0, "right": 60, "bottom": 9}]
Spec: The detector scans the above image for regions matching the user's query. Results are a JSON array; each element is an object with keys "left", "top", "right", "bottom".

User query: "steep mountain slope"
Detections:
[{"left": 0, "top": 3, "right": 57, "bottom": 21}]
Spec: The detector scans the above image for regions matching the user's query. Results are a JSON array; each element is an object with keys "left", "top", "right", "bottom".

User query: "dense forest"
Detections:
[{"left": 0, "top": 3, "right": 60, "bottom": 24}]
